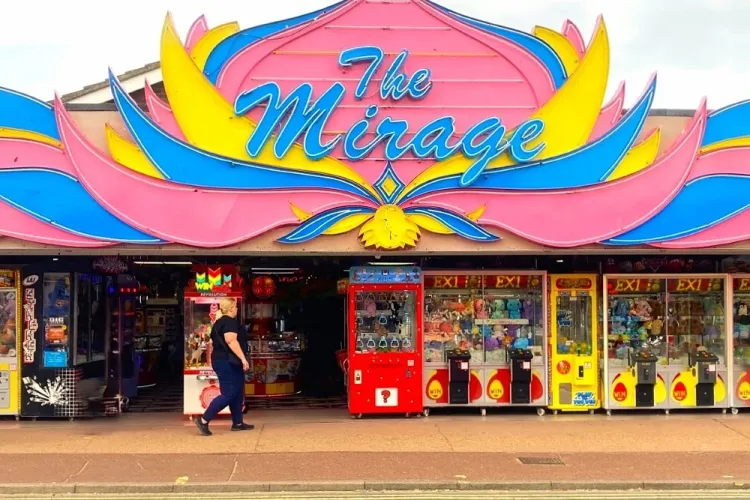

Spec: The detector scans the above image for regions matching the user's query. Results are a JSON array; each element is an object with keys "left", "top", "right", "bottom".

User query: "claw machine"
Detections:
[
  {"left": 422, "top": 271, "right": 548, "bottom": 416},
  {"left": 0, "top": 270, "right": 20, "bottom": 416},
  {"left": 549, "top": 274, "right": 600, "bottom": 413},
  {"left": 183, "top": 265, "right": 244, "bottom": 417},
  {"left": 732, "top": 276, "right": 750, "bottom": 413},
  {"left": 348, "top": 266, "right": 422, "bottom": 418},
  {"left": 603, "top": 274, "right": 730, "bottom": 414}
]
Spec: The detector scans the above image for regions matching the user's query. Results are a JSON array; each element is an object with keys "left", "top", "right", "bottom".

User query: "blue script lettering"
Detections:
[{"left": 233, "top": 46, "right": 546, "bottom": 186}]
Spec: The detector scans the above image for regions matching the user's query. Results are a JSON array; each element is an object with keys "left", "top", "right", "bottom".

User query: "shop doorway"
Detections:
[{"left": 125, "top": 257, "right": 351, "bottom": 414}]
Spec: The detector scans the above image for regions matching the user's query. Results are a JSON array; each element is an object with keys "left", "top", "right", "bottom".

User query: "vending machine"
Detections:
[
  {"left": 603, "top": 274, "right": 730, "bottom": 414},
  {"left": 422, "top": 271, "right": 548, "bottom": 416},
  {"left": 347, "top": 266, "right": 423, "bottom": 418},
  {"left": 549, "top": 274, "right": 600, "bottom": 413},
  {"left": 183, "top": 265, "right": 244, "bottom": 418}
]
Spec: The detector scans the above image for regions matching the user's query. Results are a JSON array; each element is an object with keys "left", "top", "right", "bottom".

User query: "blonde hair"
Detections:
[{"left": 215, "top": 297, "right": 237, "bottom": 321}]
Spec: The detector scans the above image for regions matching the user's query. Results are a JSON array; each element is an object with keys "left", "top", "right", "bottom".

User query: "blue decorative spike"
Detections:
[{"left": 373, "top": 162, "right": 405, "bottom": 204}]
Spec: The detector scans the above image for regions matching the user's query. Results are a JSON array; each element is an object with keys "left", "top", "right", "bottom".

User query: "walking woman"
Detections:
[{"left": 194, "top": 297, "right": 254, "bottom": 435}]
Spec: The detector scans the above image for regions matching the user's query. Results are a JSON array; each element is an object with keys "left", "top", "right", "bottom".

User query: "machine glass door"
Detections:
[
  {"left": 353, "top": 290, "right": 416, "bottom": 354},
  {"left": 556, "top": 292, "right": 592, "bottom": 356},
  {"left": 666, "top": 278, "right": 726, "bottom": 366}
]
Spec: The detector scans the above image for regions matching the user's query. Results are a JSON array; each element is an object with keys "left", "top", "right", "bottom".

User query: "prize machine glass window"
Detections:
[
  {"left": 184, "top": 297, "right": 220, "bottom": 369},
  {"left": 424, "top": 288, "right": 480, "bottom": 363},
  {"left": 353, "top": 291, "right": 416, "bottom": 354},
  {"left": 734, "top": 286, "right": 750, "bottom": 367},
  {"left": 607, "top": 280, "right": 667, "bottom": 367},
  {"left": 666, "top": 278, "right": 725, "bottom": 364},
  {"left": 0, "top": 280, "right": 16, "bottom": 361},
  {"left": 42, "top": 273, "right": 72, "bottom": 368},
  {"left": 73, "top": 274, "right": 107, "bottom": 365},
  {"left": 556, "top": 292, "right": 592, "bottom": 356},
  {"left": 482, "top": 280, "right": 545, "bottom": 364}
]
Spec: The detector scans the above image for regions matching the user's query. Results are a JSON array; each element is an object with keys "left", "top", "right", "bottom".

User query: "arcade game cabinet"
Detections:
[{"left": 347, "top": 266, "right": 423, "bottom": 418}]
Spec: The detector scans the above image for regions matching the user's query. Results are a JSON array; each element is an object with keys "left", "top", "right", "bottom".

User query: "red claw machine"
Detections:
[
  {"left": 348, "top": 266, "right": 423, "bottom": 418},
  {"left": 183, "top": 265, "right": 244, "bottom": 418}
]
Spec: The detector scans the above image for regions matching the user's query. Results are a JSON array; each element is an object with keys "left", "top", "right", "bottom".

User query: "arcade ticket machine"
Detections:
[
  {"left": 422, "top": 271, "right": 548, "bottom": 416},
  {"left": 183, "top": 265, "right": 244, "bottom": 418},
  {"left": 347, "top": 266, "right": 422, "bottom": 418},
  {"left": 549, "top": 275, "right": 600, "bottom": 413},
  {"left": 603, "top": 274, "right": 731, "bottom": 414}
]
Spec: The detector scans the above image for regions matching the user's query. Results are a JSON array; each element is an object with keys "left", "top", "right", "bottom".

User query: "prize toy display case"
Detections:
[
  {"left": 728, "top": 275, "right": 750, "bottom": 413},
  {"left": 0, "top": 270, "right": 20, "bottom": 417},
  {"left": 347, "top": 266, "right": 423, "bottom": 418},
  {"left": 603, "top": 274, "right": 731, "bottom": 414},
  {"left": 182, "top": 265, "right": 244, "bottom": 418},
  {"left": 549, "top": 274, "right": 600, "bottom": 413},
  {"left": 422, "top": 271, "right": 548, "bottom": 416}
]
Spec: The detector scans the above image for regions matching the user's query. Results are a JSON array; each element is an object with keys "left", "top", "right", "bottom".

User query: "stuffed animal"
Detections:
[
  {"left": 474, "top": 299, "right": 488, "bottom": 319},
  {"left": 521, "top": 299, "right": 534, "bottom": 320},
  {"left": 491, "top": 299, "right": 506, "bottom": 319},
  {"left": 506, "top": 299, "right": 522, "bottom": 319},
  {"left": 741, "top": 303, "right": 749, "bottom": 316},
  {"left": 635, "top": 300, "right": 652, "bottom": 320},
  {"left": 614, "top": 299, "right": 630, "bottom": 318}
]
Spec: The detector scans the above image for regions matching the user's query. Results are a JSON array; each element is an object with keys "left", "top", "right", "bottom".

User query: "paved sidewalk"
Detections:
[{"left": 0, "top": 409, "right": 749, "bottom": 491}]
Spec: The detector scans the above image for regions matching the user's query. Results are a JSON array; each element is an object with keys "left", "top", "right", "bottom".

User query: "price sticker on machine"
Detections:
[
  {"left": 523, "top": 361, "right": 531, "bottom": 370},
  {"left": 708, "top": 365, "right": 716, "bottom": 372}
]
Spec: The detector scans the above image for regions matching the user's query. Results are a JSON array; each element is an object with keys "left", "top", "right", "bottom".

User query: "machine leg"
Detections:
[
  {"left": 732, "top": 407, "right": 739, "bottom": 415},
  {"left": 480, "top": 408, "right": 487, "bottom": 417},
  {"left": 606, "top": 409, "right": 612, "bottom": 416},
  {"left": 722, "top": 408, "right": 727, "bottom": 415},
  {"left": 553, "top": 410, "right": 558, "bottom": 415},
  {"left": 356, "top": 413, "right": 363, "bottom": 419},
  {"left": 14, "top": 415, "right": 19, "bottom": 421},
  {"left": 665, "top": 409, "right": 670, "bottom": 415},
  {"left": 423, "top": 408, "right": 430, "bottom": 417},
  {"left": 589, "top": 409, "right": 595, "bottom": 415},
  {"left": 405, "top": 413, "right": 410, "bottom": 418},
  {"left": 536, "top": 407, "right": 545, "bottom": 416}
]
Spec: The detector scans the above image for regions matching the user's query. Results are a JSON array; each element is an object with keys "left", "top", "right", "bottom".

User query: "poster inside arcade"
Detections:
[{"left": 41, "top": 274, "right": 71, "bottom": 368}]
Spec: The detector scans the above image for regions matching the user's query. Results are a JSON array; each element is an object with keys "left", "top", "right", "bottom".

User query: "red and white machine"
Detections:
[
  {"left": 183, "top": 265, "right": 244, "bottom": 417},
  {"left": 347, "top": 266, "right": 423, "bottom": 417}
]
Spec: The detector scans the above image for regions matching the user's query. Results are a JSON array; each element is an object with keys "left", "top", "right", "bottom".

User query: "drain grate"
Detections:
[{"left": 517, "top": 456, "right": 565, "bottom": 465}]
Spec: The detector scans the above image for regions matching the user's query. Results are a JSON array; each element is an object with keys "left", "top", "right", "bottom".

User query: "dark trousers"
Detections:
[{"left": 202, "top": 359, "right": 245, "bottom": 426}]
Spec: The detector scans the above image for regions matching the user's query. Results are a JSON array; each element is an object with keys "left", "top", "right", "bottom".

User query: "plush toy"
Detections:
[
  {"left": 474, "top": 299, "right": 488, "bottom": 319},
  {"left": 491, "top": 299, "right": 506, "bottom": 319},
  {"left": 513, "top": 337, "right": 529, "bottom": 349},
  {"left": 650, "top": 318, "right": 664, "bottom": 336},
  {"left": 364, "top": 296, "right": 377, "bottom": 317},
  {"left": 614, "top": 299, "right": 630, "bottom": 318},
  {"left": 635, "top": 300, "right": 652, "bottom": 320},
  {"left": 506, "top": 299, "right": 522, "bottom": 319},
  {"left": 738, "top": 303, "right": 748, "bottom": 316},
  {"left": 505, "top": 324, "right": 520, "bottom": 338},
  {"left": 485, "top": 336, "right": 500, "bottom": 351},
  {"left": 690, "top": 300, "right": 704, "bottom": 316},
  {"left": 44, "top": 278, "right": 70, "bottom": 317},
  {"left": 521, "top": 299, "right": 534, "bottom": 320}
]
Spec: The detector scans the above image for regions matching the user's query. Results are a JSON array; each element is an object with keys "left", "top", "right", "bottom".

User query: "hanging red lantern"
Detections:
[
  {"left": 252, "top": 275, "right": 276, "bottom": 299},
  {"left": 337, "top": 278, "right": 349, "bottom": 295}
]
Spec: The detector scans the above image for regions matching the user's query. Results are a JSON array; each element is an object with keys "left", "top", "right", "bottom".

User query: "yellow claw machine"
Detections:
[{"left": 549, "top": 274, "right": 600, "bottom": 413}]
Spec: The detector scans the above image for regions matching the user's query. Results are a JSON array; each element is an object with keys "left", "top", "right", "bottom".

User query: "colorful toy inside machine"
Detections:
[{"left": 424, "top": 274, "right": 544, "bottom": 364}]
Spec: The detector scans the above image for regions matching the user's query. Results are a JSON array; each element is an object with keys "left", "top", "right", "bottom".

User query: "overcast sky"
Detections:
[{"left": 0, "top": 0, "right": 747, "bottom": 109}]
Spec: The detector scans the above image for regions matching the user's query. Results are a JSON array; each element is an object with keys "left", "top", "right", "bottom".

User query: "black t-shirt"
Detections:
[{"left": 211, "top": 316, "right": 248, "bottom": 365}]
